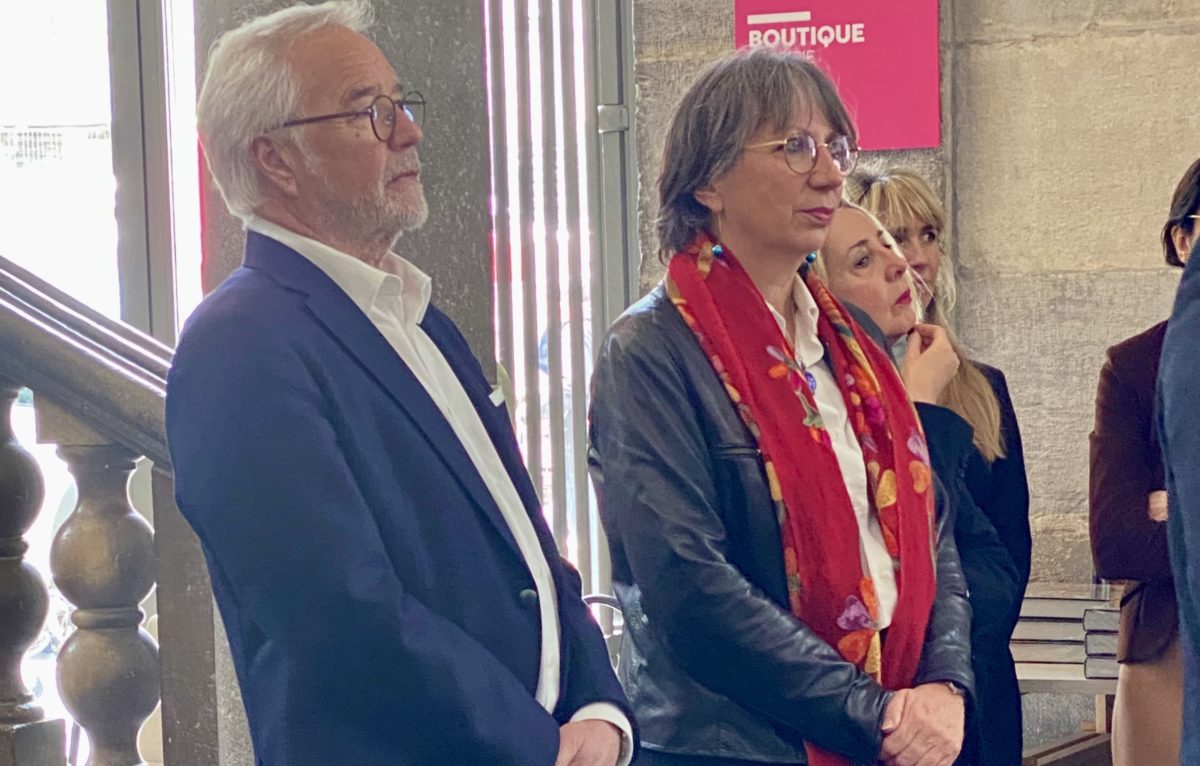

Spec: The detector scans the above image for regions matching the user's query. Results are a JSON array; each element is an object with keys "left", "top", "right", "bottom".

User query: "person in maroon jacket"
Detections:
[{"left": 1089, "top": 157, "right": 1200, "bottom": 766}]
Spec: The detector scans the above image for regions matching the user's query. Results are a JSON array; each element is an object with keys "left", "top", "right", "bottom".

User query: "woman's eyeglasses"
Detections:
[{"left": 745, "top": 132, "right": 858, "bottom": 176}]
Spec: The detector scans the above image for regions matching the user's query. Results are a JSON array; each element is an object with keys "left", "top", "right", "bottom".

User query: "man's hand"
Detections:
[
  {"left": 879, "top": 683, "right": 964, "bottom": 766},
  {"left": 901, "top": 324, "right": 960, "bottom": 404},
  {"left": 1149, "top": 490, "right": 1169, "bottom": 522},
  {"left": 554, "top": 720, "right": 622, "bottom": 766}
]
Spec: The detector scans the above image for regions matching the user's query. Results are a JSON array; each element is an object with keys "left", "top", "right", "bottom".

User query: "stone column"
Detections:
[{"left": 0, "top": 381, "right": 65, "bottom": 765}]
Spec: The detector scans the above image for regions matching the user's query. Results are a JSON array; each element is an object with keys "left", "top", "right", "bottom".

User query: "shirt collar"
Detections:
[
  {"left": 764, "top": 275, "right": 824, "bottom": 365},
  {"left": 246, "top": 215, "right": 432, "bottom": 326}
]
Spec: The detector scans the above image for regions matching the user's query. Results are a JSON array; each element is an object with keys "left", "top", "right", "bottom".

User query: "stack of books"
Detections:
[
  {"left": 1082, "top": 605, "right": 1120, "bottom": 679},
  {"left": 1012, "top": 583, "right": 1119, "bottom": 676}
]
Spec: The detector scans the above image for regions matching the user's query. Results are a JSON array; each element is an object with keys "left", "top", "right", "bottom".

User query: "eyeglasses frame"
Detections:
[
  {"left": 744, "top": 132, "right": 859, "bottom": 176},
  {"left": 272, "top": 91, "right": 425, "bottom": 143}
]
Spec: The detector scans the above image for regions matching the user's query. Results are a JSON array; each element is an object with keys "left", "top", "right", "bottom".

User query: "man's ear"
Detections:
[
  {"left": 693, "top": 183, "right": 722, "bottom": 215},
  {"left": 250, "top": 135, "right": 301, "bottom": 199}
]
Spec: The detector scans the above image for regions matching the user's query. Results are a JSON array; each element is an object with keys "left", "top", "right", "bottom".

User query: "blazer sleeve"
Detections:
[
  {"left": 1090, "top": 349, "right": 1171, "bottom": 582},
  {"left": 1159, "top": 253, "right": 1200, "bottom": 654},
  {"left": 166, "top": 313, "right": 562, "bottom": 766},
  {"left": 985, "top": 369, "right": 1033, "bottom": 593},
  {"left": 918, "top": 404, "right": 1020, "bottom": 651},
  {"left": 588, "top": 325, "right": 894, "bottom": 764},
  {"left": 913, "top": 474, "right": 977, "bottom": 700}
]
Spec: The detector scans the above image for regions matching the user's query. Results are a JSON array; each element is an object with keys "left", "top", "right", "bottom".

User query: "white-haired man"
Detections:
[{"left": 165, "top": 3, "right": 634, "bottom": 764}]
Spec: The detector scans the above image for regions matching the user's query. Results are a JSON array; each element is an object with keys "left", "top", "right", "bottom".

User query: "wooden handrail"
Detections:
[{"left": 0, "top": 252, "right": 171, "bottom": 467}]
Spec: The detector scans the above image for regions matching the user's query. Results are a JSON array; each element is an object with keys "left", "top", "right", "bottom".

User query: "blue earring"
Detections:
[
  {"left": 711, "top": 244, "right": 725, "bottom": 257},
  {"left": 805, "top": 252, "right": 817, "bottom": 264}
]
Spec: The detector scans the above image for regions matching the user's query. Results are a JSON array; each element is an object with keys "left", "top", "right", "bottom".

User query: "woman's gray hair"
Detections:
[
  {"left": 656, "top": 47, "right": 857, "bottom": 258},
  {"left": 197, "top": 1, "right": 375, "bottom": 220}
]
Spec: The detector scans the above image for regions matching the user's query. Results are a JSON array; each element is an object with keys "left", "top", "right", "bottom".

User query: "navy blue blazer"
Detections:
[
  {"left": 166, "top": 231, "right": 632, "bottom": 765},
  {"left": 1159, "top": 241, "right": 1200, "bottom": 758}
]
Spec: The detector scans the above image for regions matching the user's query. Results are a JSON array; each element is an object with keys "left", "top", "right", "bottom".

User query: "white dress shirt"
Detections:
[
  {"left": 246, "top": 217, "right": 632, "bottom": 762},
  {"left": 765, "top": 276, "right": 899, "bottom": 627}
]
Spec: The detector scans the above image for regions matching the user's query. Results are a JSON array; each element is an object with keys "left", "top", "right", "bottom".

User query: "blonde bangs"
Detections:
[{"left": 859, "top": 171, "right": 945, "bottom": 234}]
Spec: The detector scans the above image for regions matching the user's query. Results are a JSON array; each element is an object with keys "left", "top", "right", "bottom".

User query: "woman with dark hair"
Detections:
[
  {"left": 845, "top": 168, "right": 1031, "bottom": 766},
  {"left": 1089, "top": 158, "right": 1200, "bottom": 766},
  {"left": 588, "top": 47, "right": 973, "bottom": 766}
]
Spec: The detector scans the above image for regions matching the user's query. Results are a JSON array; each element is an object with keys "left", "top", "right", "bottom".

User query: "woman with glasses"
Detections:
[
  {"left": 1089, "top": 158, "right": 1200, "bottom": 766},
  {"left": 845, "top": 168, "right": 1031, "bottom": 766},
  {"left": 588, "top": 47, "right": 973, "bottom": 766}
]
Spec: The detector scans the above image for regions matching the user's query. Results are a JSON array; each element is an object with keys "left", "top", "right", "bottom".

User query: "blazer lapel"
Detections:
[
  {"left": 421, "top": 307, "right": 544, "bottom": 518},
  {"left": 243, "top": 233, "right": 523, "bottom": 557}
]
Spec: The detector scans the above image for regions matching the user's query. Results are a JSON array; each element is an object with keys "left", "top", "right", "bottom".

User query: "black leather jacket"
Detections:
[{"left": 587, "top": 287, "right": 975, "bottom": 764}]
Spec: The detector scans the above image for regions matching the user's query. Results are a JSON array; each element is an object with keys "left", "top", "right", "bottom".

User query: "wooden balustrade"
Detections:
[
  {"left": 43, "top": 399, "right": 160, "bottom": 766},
  {"left": 0, "top": 252, "right": 224, "bottom": 766},
  {"left": 0, "top": 380, "right": 65, "bottom": 765}
]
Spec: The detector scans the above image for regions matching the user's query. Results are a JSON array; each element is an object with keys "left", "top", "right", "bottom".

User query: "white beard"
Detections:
[
  {"left": 314, "top": 176, "right": 428, "bottom": 252},
  {"left": 300, "top": 144, "right": 429, "bottom": 252}
]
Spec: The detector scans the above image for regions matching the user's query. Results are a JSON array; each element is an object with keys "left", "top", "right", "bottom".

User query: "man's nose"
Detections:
[{"left": 390, "top": 115, "right": 423, "bottom": 149}]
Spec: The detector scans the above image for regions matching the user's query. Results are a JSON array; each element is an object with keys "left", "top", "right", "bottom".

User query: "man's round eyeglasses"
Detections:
[
  {"left": 745, "top": 132, "right": 858, "bottom": 176},
  {"left": 273, "top": 91, "right": 425, "bottom": 143}
]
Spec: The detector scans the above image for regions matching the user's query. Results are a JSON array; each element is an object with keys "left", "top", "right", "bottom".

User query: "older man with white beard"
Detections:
[{"left": 164, "top": 3, "right": 635, "bottom": 765}]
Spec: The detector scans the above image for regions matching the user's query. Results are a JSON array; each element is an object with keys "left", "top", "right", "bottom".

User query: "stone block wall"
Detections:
[{"left": 633, "top": 0, "right": 1200, "bottom": 585}]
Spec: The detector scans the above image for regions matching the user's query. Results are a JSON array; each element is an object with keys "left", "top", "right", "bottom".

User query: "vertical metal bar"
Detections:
[
  {"left": 539, "top": 0, "right": 569, "bottom": 547},
  {"left": 618, "top": 0, "right": 641, "bottom": 305},
  {"left": 107, "top": 0, "right": 152, "bottom": 333},
  {"left": 514, "top": 0, "right": 542, "bottom": 491},
  {"left": 559, "top": 0, "right": 591, "bottom": 591},
  {"left": 485, "top": 0, "right": 516, "bottom": 391},
  {"left": 137, "top": 0, "right": 181, "bottom": 345},
  {"left": 581, "top": 0, "right": 614, "bottom": 600},
  {"left": 592, "top": 0, "right": 634, "bottom": 338}
]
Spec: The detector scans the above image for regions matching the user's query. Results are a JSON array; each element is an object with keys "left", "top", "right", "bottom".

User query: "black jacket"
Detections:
[
  {"left": 587, "top": 287, "right": 975, "bottom": 764},
  {"left": 918, "top": 380, "right": 1028, "bottom": 766}
]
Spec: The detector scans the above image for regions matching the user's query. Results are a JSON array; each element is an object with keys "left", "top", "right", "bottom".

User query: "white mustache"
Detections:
[{"left": 388, "top": 154, "right": 421, "bottom": 179}]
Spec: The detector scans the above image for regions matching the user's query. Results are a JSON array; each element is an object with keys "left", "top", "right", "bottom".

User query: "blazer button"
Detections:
[{"left": 518, "top": 588, "right": 539, "bottom": 609}]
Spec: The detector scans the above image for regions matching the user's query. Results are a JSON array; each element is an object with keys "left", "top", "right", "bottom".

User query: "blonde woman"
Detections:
[{"left": 842, "top": 174, "right": 1032, "bottom": 766}]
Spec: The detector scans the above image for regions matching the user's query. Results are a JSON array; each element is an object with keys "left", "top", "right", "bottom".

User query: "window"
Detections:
[
  {"left": 5, "top": 2, "right": 200, "bottom": 762},
  {"left": 484, "top": 0, "right": 637, "bottom": 596},
  {"left": 0, "top": 2, "right": 121, "bottom": 319}
]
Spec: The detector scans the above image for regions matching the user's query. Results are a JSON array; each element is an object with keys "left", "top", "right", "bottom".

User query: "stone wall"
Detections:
[{"left": 633, "top": 0, "right": 1200, "bottom": 583}]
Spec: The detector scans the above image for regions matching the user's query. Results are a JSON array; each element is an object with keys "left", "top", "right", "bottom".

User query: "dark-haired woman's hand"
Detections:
[{"left": 878, "top": 682, "right": 964, "bottom": 766}]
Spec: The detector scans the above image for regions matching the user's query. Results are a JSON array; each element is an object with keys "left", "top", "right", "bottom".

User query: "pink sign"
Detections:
[{"left": 735, "top": 1, "right": 941, "bottom": 150}]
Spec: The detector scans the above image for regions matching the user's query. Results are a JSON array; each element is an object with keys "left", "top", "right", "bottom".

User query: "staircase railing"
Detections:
[{"left": 0, "top": 253, "right": 219, "bottom": 766}]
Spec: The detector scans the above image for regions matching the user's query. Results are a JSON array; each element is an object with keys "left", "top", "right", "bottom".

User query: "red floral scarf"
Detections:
[{"left": 665, "top": 234, "right": 937, "bottom": 766}]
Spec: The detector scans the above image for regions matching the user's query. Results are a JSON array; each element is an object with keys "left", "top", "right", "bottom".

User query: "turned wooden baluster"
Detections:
[
  {"left": 0, "top": 381, "right": 65, "bottom": 765},
  {"left": 44, "top": 401, "right": 158, "bottom": 766}
]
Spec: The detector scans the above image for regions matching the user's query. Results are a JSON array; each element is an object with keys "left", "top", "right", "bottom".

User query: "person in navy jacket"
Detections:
[
  {"left": 1158, "top": 236, "right": 1200, "bottom": 766},
  {"left": 165, "top": 3, "right": 633, "bottom": 764}
]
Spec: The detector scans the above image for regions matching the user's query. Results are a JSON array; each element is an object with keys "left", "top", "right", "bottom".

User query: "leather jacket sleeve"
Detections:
[{"left": 591, "top": 313, "right": 909, "bottom": 764}]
